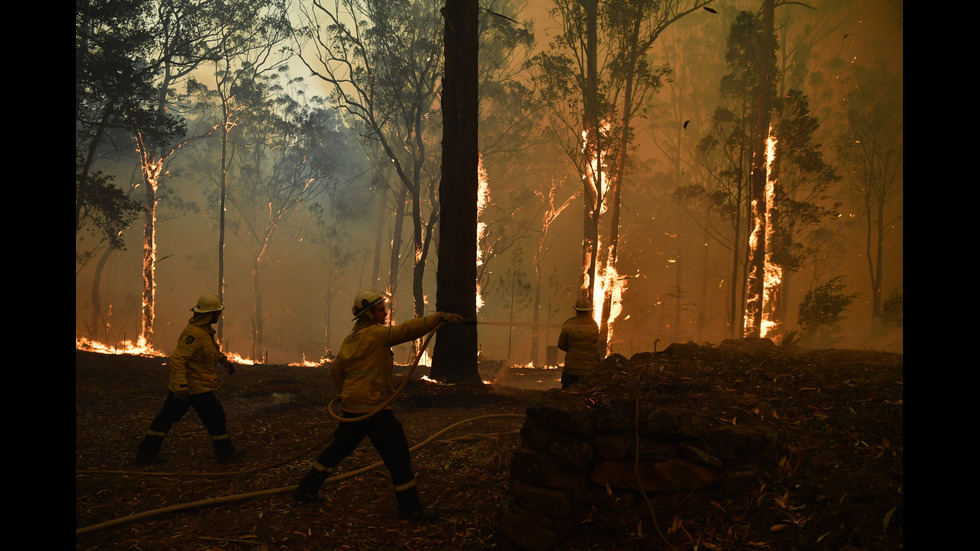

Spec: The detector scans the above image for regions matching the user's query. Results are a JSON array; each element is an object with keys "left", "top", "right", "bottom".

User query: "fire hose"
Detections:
[
  {"left": 75, "top": 413, "right": 523, "bottom": 536},
  {"left": 76, "top": 318, "right": 524, "bottom": 535}
]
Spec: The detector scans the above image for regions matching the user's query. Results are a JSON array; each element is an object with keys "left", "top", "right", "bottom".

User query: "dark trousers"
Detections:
[
  {"left": 316, "top": 410, "right": 415, "bottom": 487},
  {"left": 561, "top": 372, "right": 582, "bottom": 389},
  {"left": 137, "top": 391, "right": 232, "bottom": 458}
]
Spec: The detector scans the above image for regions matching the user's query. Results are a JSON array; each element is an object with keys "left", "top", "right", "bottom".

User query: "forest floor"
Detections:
[{"left": 75, "top": 341, "right": 903, "bottom": 551}]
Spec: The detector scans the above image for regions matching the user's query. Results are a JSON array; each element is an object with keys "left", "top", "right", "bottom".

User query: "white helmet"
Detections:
[{"left": 352, "top": 290, "right": 385, "bottom": 320}]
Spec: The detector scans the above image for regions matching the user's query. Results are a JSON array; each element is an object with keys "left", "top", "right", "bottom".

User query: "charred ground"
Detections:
[{"left": 75, "top": 341, "right": 903, "bottom": 550}]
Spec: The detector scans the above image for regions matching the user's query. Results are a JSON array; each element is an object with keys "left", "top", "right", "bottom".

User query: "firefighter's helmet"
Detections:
[
  {"left": 352, "top": 290, "right": 386, "bottom": 320},
  {"left": 574, "top": 297, "right": 593, "bottom": 312},
  {"left": 191, "top": 294, "right": 225, "bottom": 313}
]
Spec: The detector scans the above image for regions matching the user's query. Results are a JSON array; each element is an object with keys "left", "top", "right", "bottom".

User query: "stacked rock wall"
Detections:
[{"left": 498, "top": 388, "right": 777, "bottom": 550}]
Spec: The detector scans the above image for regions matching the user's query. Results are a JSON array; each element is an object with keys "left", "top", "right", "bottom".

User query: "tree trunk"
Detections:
[
  {"left": 431, "top": 0, "right": 479, "bottom": 383},
  {"left": 217, "top": 102, "right": 229, "bottom": 343},
  {"left": 77, "top": 103, "right": 114, "bottom": 233},
  {"left": 252, "top": 256, "right": 264, "bottom": 360},
  {"left": 870, "top": 196, "right": 885, "bottom": 320},
  {"left": 580, "top": 0, "right": 601, "bottom": 301},
  {"left": 140, "top": 178, "right": 157, "bottom": 347},
  {"left": 744, "top": 0, "right": 774, "bottom": 338},
  {"left": 728, "top": 101, "right": 748, "bottom": 339},
  {"left": 89, "top": 246, "right": 113, "bottom": 338},
  {"left": 598, "top": 8, "right": 643, "bottom": 355},
  {"left": 529, "top": 272, "right": 542, "bottom": 366},
  {"left": 387, "top": 186, "right": 409, "bottom": 317},
  {"left": 371, "top": 185, "right": 387, "bottom": 290},
  {"left": 410, "top": 179, "right": 426, "bottom": 319},
  {"left": 324, "top": 252, "right": 334, "bottom": 357}
]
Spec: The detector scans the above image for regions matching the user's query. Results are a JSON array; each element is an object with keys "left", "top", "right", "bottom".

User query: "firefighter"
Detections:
[
  {"left": 135, "top": 294, "right": 245, "bottom": 465},
  {"left": 557, "top": 297, "right": 600, "bottom": 389},
  {"left": 291, "top": 290, "right": 464, "bottom": 522}
]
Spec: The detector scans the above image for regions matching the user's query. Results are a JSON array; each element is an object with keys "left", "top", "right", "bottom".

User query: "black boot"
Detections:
[
  {"left": 213, "top": 437, "right": 246, "bottom": 463},
  {"left": 135, "top": 434, "right": 167, "bottom": 465},
  {"left": 292, "top": 466, "right": 332, "bottom": 504},
  {"left": 396, "top": 487, "right": 438, "bottom": 522}
]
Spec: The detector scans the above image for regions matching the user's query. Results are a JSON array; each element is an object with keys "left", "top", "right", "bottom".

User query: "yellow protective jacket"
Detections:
[
  {"left": 557, "top": 314, "right": 600, "bottom": 376},
  {"left": 331, "top": 314, "right": 442, "bottom": 414},
  {"left": 168, "top": 314, "right": 226, "bottom": 395}
]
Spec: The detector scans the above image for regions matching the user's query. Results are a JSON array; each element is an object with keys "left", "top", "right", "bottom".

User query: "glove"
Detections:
[{"left": 439, "top": 312, "right": 466, "bottom": 324}]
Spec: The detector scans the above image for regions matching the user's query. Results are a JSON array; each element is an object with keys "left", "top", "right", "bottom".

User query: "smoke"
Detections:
[{"left": 75, "top": 0, "right": 902, "bottom": 364}]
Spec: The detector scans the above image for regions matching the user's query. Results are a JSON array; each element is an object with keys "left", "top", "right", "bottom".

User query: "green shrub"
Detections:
[
  {"left": 798, "top": 276, "right": 858, "bottom": 346},
  {"left": 881, "top": 288, "right": 903, "bottom": 328}
]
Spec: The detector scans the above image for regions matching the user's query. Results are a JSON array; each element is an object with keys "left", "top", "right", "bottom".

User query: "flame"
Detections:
[
  {"left": 286, "top": 354, "right": 320, "bottom": 367},
  {"left": 422, "top": 374, "right": 493, "bottom": 385},
  {"left": 476, "top": 154, "right": 490, "bottom": 312},
  {"left": 760, "top": 131, "right": 782, "bottom": 338},
  {"left": 75, "top": 336, "right": 266, "bottom": 365},
  {"left": 591, "top": 246, "right": 630, "bottom": 347},
  {"left": 581, "top": 121, "right": 626, "bottom": 347},
  {"left": 133, "top": 128, "right": 163, "bottom": 346},
  {"left": 226, "top": 352, "right": 257, "bottom": 365},
  {"left": 581, "top": 122, "right": 613, "bottom": 214},
  {"left": 745, "top": 128, "right": 782, "bottom": 339},
  {"left": 76, "top": 336, "right": 166, "bottom": 357},
  {"left": 512, "top": 361, "right": 560, "bottom": 370}
]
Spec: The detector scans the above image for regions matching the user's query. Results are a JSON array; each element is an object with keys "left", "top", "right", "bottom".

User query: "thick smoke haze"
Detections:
[{"left": 76, "top": 0, "right": 903, "bottom": 364}]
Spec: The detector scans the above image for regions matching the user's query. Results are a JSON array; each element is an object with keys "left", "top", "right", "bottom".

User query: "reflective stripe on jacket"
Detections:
[{"left": 331, "top": 315, "right": 441, "bottom": 413}]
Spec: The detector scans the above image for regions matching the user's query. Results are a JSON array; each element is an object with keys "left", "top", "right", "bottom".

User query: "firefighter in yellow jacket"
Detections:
[
  {"left": 291, "top": 290, "right": 464, "bottom": 522},
  {"left": 135, "top": 294, "right": 244, "bottom": 464},
  {"left": 557, "top": 297, "right": 600, "bottom": 389}
]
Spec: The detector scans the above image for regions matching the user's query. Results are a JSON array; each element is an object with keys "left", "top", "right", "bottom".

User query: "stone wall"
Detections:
[{"left": 497, "top": 387, "right": 777, "bottom": 551}]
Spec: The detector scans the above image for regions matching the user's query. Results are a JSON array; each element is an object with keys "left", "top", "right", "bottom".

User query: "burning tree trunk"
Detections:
[
  {"left": 431, "top": 0, "right": 480, "bottom": 383},
  {"left": 761, "top": 134, "right": 781, "bottom": 337},
  {"left": 593, "top": 0, "right": 710, "bottom": 352},
  {"left": 596, "top": 6, "right": 643, "bottom": 353},
  {"left": 133, "top": 129, "right": 168, "bottom": 348},
  {"left": 580, "top": 0, "right": 602, "bottom": 304},
  {"left": 541, "top": 0, "right": 713, "bottom": 350},
  {"left": 743, "top": 0, "right": 775, "bottom": 338}
]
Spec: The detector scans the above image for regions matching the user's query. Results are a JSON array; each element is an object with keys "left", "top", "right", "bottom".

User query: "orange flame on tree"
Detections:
[
  {"left": 476, "top": 154, "right": 490, "bottom": 312},
  {"left": 745, "top": 129, "right": 782, "bottom": 339},
  {"left": 760, "top": 132, "right": 781, "bottom": 338},
  {"left": 580, "top": 121, "right": 626, "bottom": 348}
]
